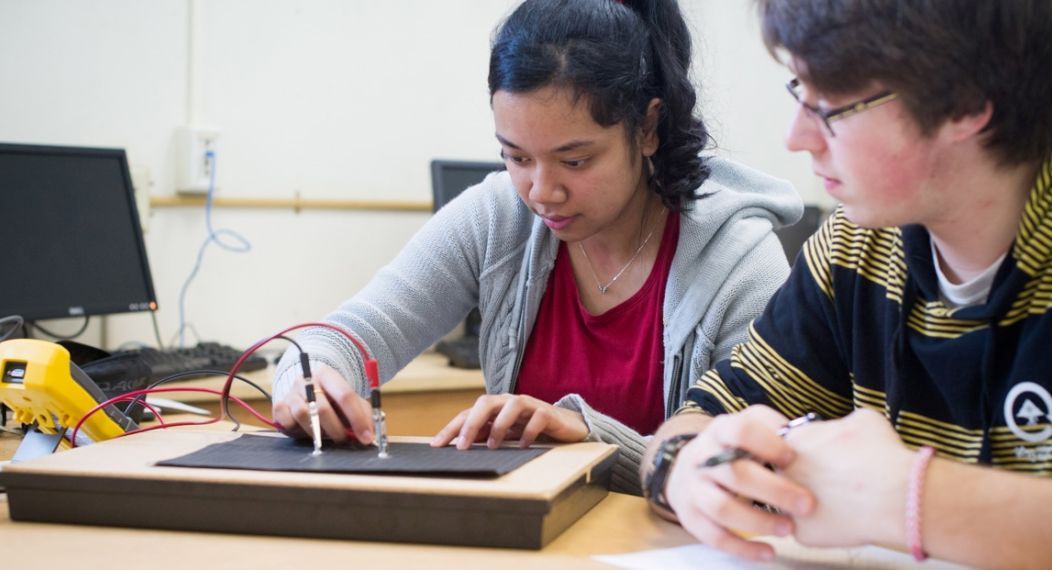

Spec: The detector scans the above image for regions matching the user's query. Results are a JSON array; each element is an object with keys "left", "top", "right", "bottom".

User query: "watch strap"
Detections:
[{"left": 644, "top": 432, "right": 697, "bottom": 511}]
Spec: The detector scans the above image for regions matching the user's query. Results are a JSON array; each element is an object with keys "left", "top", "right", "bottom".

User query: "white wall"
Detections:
[{"left": 0, "top": 0, "right": 826, "bottom": 350}]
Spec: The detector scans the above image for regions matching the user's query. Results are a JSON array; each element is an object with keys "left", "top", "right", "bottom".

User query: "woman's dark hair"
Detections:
[
  {"left": 759, "top": 0, "right": 1052, "bottom": 166},
  {"left": 489, "top": 0, "right": 711, "bottom": 211}
]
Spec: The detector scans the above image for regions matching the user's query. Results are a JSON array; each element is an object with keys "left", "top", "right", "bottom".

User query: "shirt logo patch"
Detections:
[{"left": 1004, "top": 381, "right": 1052, "bottom": 444}]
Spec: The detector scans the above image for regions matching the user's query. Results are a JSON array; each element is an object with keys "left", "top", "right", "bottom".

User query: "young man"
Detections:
[{"left": 640, "top": 2, "right": 1052, "bottom": 567}]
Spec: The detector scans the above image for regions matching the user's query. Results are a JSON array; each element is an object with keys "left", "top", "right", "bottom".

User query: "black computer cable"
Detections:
[
  {"left": 28, "top": 315, "right": 91, "bottom": 341},
  {"left": 119, "top": 334, "right": 295, "bottom": 430},
  {"left": 0, "top": 315, "right": 25, "bottom": 342},
  {"left": 150, "top": 310, "right": 166, "bottom": 351}
]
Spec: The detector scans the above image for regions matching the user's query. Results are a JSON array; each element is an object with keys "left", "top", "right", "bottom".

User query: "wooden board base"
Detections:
[{"left": 0, "top": 429, "right": 617, "bottom": 549}]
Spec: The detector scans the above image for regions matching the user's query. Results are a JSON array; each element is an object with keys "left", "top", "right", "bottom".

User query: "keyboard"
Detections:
[{"left": 111, "top": 342, "right": 269, "bottom": 382}]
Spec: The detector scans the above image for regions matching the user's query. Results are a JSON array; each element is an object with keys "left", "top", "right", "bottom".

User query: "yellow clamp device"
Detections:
[{"left": 0, "top": 338, "right": 137, "bottom": 447}]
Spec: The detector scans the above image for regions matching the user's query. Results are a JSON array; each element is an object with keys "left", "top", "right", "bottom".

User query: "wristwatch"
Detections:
[{"left": 643, "top": 432, "right": 697, "bottom": 512}]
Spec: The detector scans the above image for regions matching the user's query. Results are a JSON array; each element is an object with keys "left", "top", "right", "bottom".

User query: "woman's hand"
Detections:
[
  {"left": 431, "top": 394, "right": 589, "bottom": 449},
  {"left": 781, "top": 408, "right": 914, "bottom": 549},
  {"left": 272, "top": 362, "right": 376, "bottom": 445},
  {"left": 664, "top": 406, "right": 816, "bottom": 561}
]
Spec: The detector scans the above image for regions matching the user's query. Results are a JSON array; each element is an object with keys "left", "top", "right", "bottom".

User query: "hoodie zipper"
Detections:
[{"left": 667, "top": 352, "right": 684, "bottom": 417}]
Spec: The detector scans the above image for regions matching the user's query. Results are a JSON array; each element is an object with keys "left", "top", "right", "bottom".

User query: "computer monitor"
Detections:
[
  {"left": 773, "top": 205, "right": 826, "bottom": 263},
  {"left": 430, "top": 159, "right": 505, "bottom": 212},
  {"left": 429, "top": 160, "right": 504, "bottom": 369},
  {"left": 0, "top": 143, "right": 158, "bottom": 322}
]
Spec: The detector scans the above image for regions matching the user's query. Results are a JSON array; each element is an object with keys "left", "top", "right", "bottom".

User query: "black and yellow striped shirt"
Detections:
[{"left": 684, "top": 158, "right": 1052, "bottom": 475}]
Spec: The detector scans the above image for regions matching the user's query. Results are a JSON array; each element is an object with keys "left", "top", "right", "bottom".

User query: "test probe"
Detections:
[{"left": 297, "top": 351, "right": 324, "bottom": 455}]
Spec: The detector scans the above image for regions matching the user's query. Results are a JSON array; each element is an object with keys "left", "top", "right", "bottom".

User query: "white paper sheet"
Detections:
[{"left": 594, "top": 540, "right": 969, "bottom": 570}]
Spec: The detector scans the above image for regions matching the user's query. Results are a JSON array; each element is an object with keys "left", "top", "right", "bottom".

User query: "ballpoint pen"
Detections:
[{"left": 699, "top": 412, "right": 820, "bottom": 468}]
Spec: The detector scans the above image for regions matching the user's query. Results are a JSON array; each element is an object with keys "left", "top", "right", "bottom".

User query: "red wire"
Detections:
[
  {"left": 114, "top": 418, "right": 223, "bottom": 437},
  {"left": 219, "top": 321, "right": 379, "bottom": 423},
  {"left": 68, "top": 321, "right": 378, "bottom": 447},
  {"left": 69, "top": 387, "right": 277, "bottom": 447},
  {"left": 137, "top": 399, "right": 166, "bottom": 425}
]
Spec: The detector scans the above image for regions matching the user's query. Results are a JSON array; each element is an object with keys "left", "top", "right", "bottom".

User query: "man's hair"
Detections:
[
  {"left": 489, "top": 0, "right": 712, "bottom": 211},
  {"left": 758, "top": 0, "right": 1052, "bottom": 165}
]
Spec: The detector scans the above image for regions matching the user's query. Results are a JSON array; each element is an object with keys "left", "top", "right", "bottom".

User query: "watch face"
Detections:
[
  {"left": 664, "top": 433, "right": 698, "bottom": 455},
  {"left": 645, "top": 433, "right": 698, "bottom": 503}
]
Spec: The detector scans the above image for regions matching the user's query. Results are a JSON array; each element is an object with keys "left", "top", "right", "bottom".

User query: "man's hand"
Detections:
[
  {"left": 781, "top": 408, "right": 914, "bottom": 548},
  {"left": 661, "top": 406, "right": 816, "bottom": 561}
]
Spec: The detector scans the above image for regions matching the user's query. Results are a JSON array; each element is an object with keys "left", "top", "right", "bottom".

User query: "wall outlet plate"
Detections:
[{"left": 175, "top": 126, "right": 220, "bottom": 195}]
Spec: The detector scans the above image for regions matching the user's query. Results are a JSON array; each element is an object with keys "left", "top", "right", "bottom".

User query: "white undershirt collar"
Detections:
[{"left": 931, "top": 240, "right": 1007, "bottom": 308}]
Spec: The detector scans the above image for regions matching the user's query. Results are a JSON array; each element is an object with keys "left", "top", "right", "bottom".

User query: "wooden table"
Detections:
[{"left": 0, "top": 429, "right": 19, "bottom": 462}]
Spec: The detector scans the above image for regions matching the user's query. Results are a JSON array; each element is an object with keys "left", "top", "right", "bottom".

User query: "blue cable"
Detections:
[{"left": 175, "top": 150, "right": 251, "bottom": 348}]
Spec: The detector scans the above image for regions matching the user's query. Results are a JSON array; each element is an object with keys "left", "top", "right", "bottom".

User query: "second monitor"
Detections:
[{"left": 429, "top": 160, "right": 505, "bottom": 369}]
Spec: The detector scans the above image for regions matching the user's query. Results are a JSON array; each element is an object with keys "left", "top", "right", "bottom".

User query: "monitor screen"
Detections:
[
  {"left": 0, "top": 143, "right": 157, "bottom": 321},
  {"left": 429, "top": 159, "right": 505, "bottom": 212}
]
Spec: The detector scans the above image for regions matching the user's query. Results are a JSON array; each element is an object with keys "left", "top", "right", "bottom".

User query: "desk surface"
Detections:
[
  {"left": 0, "top": 429, "right": 18, "bottom": 461},
  {"left": 175, "top": 351, "right": 485, "bottom": 403},
  {"left": 0, "top": 485, "right": 952, "bottom": 569},
  {"left": 381, "top": 352, "right": 487, "bottom": 393}
]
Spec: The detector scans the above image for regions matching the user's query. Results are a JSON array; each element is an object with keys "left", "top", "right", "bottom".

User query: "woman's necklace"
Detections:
[{"left": 577, "top": 226, "right": 657, "bottom": 294}]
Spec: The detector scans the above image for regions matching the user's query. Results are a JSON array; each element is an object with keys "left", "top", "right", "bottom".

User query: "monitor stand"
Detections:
[{"left": 435, "top": 308, "right": 481, "bottom": 369}]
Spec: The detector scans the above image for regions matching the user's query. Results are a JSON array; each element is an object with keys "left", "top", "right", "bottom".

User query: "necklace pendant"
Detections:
[{"left": 577, "top": 221, "right": 657, "bottom": 298}]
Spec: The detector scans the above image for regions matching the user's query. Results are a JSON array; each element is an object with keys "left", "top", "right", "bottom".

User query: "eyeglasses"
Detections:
[{"left": 785, "top": 77, "right": 898, "bottom": 137}]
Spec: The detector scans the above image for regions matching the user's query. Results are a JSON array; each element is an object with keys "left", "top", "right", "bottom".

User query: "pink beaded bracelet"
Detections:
[{"left": 906, "top": 445, "right": 936, "bottom": 562}]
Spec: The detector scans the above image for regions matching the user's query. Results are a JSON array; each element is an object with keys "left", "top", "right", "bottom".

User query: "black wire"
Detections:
[
  {"left": 0, "top": 315, "right": 26, "bottom": 342},
  {"left": 273, "top": 334, "right": 303, "bottom": 354},
  {"left": 149, "top": 369, "right": 271, "bottom": 400},
  {"left": 122, "top": 369, "right": 272, "bottom": 432},
  {"left": 218, "top": 334, "right": 302, "bottom": 429},
  {"left": 28, "top": 315, "right": 91, "bottom": 340},
  {"left": 150, "top": 310, "right": 165, "bottom": 351}
]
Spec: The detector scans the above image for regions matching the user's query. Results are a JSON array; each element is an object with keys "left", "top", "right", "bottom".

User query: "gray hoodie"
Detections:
[{"left": 273, "top": 156, "right": 802, "bottom": 494}]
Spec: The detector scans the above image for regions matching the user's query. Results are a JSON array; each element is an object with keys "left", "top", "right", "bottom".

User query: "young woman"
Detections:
[{"left": 272, "top": 0, "right": 801, "bottom": 494}]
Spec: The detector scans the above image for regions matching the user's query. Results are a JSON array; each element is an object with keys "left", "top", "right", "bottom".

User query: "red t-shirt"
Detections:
[{"left": 515, "top": 212, "right": 680, "bottom": 435}]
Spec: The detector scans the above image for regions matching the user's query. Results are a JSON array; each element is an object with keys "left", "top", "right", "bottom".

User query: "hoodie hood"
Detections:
[{"left": 663, "top": 156, "right": 803, "bottom": 354}]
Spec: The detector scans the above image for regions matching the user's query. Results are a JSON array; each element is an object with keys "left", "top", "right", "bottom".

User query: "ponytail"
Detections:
[{"left": 622, "top": 0, "right": 711, "bottom": 208}]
